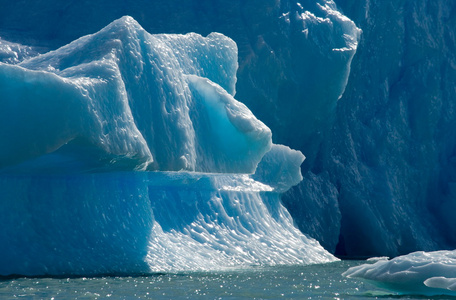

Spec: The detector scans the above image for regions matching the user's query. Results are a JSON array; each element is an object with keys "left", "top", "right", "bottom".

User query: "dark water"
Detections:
[{"left": 0, "top": 260, "right": 450, "bottom": 299}]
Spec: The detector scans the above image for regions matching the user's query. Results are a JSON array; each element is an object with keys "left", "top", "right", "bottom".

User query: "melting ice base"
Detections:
[
  {"left": 343, "top": 250, "right": 456, "bottom": 297},
  {"left": 0, "top": 17, "right": 337, "bottom": 276},
  {"left": 0, "top": 171, "right": 336, "bottom": 276}
]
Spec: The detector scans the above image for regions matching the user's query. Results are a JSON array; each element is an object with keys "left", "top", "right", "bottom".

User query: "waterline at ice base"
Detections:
[{"left": 0, "top": 16, "right": 336, "bottom": 276}]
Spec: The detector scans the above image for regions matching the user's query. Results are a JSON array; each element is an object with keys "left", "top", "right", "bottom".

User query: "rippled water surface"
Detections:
[{"left": 0, "top": 260, "right": 451, "bottom": 299}]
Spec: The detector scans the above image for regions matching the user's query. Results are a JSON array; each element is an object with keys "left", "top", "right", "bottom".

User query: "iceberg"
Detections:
[
  {"left": 2, "top": 0, "right": 454, "bottom": 260},
  {"left": 343, "top": 250, "right": 456, "bottom": 296},
  {"left": 0, "top": 16, "right": 337, "bottom": 276}
]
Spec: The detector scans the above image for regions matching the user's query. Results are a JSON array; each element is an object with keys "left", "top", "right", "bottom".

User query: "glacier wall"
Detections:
[
  {"left": 281, "top": 0, "right": 456, "bottom": 256},
  {"left": 325, "top": 0, "right": 456, "bottom": 256},
  {"left": 1, "top": 0, "right": 455, "bottom": 258}
]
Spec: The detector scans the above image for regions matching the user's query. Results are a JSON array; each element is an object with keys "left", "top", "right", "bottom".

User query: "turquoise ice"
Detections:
[{"left": 0, "top": 16, "right": 336, "bottom": 276}]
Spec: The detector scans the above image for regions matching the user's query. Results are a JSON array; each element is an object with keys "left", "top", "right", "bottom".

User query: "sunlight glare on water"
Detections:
[{"left": 0, "top": 260, "right": 436, "bottom": 299}]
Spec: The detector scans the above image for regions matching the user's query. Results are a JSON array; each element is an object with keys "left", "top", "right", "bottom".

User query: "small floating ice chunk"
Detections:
[{"left": 343, "top": 250, "right": 456, "bottom": 296}]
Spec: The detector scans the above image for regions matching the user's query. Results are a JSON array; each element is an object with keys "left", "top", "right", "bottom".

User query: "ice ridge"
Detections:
[{"left": 0, "top": 16, "right": 270, "bottom": 174}]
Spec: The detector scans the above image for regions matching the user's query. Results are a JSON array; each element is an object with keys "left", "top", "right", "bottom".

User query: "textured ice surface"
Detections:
[
  {"left": 2, "top": 0, "right": 455, "bottom": 258},
  {"left": 0, "top": 38, "right": 38, "bottom": 64},
  {"left": 343, "top": 250, "right": 456, "bottom": 296},
  {"left": 275, "top": 0, "right": 361, "bottom": 253},
  {"left": 0, "top": 171, "right": 337, "bottom": 276},
  {"left": 0, "top": 16, "right": 270, "bottom": 174},
  {"left": 325, "top": 0, "right": 456, "bottom": 257},
  {"left": 0, "top": 16, "right": 336, "bottom": 276}
]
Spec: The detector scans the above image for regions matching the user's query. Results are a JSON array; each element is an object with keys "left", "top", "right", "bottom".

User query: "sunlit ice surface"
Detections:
[
  {"left": 0, "top": 16, "right": 337, "bottom": 276},
  {"left": 0, "top": 170, "right": 336, "bottom": 276}
]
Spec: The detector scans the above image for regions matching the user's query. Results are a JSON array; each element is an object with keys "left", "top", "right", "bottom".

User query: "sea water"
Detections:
[{"left": 0, "top": 260, "right": 448, "bottom": 299}]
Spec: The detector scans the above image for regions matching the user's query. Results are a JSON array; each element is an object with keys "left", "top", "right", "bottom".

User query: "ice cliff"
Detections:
[
  {"left": 1, "top": 0, "right": 455, "bottom": 260},
  {"left": 322, "top": 0, "right": 456, "bottom": 256}
]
